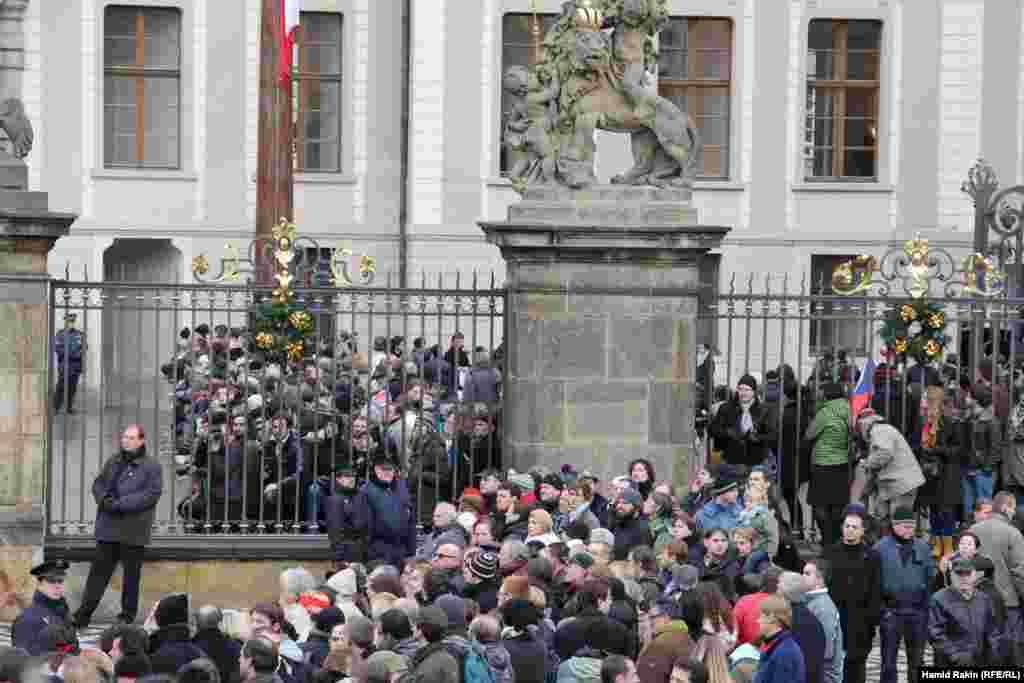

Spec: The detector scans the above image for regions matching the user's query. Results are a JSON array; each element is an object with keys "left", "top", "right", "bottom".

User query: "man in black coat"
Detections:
[
  {"left": 554, "top": 577, "right": 631, "bottom": 660},
  {"left": 192, "top": 605, "right": 241, "bottom": 683},
  {"left": 12, "top": 560, "right": 71, "bottom": 655},
  {"left": 72, "top": 424, "right": 163, "bottom": 628},
  {"left": 610, "top": 488, "right": 652, "bottom": 561},
  {"left": 325, "top": 466, "right": 365, "bottom": 563},
  {"left": 352, "top": 454, "right": 417, "bottom": 570},
  {"left": 822, "top": 509, "right": 881, "bottom": 683}
]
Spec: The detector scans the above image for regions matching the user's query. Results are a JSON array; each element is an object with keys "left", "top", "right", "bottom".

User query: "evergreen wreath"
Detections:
[{"left": 879, "top": 299, "right": 947, "bottom": 364}]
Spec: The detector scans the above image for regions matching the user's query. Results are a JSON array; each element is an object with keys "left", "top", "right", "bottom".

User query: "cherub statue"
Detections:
[
  {"left": 502, "top": 65, "right": 561, "bottom": 191},
  {"left": 0, "top": 98, "right": 32, "bottom": 159}
]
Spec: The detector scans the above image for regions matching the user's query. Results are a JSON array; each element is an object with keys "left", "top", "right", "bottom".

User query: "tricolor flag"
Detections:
[
  {"left": 849, "top": 357, "right": 877, "bottom": 423},
  {"left": 278, "top": 0, "right": 301, "bottom": 86}
]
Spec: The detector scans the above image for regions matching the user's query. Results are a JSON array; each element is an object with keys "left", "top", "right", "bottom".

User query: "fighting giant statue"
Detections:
[{"left": 502, "top": 0, "right": 701, "bottom": 193}]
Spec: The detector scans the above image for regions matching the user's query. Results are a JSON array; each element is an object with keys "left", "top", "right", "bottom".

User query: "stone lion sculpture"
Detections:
[{"left": 502, "top": 0, "right": 702, "bottom": 191}]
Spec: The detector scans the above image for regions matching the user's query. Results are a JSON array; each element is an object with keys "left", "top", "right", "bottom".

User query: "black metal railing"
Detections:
[{"left": 46, "top": 275, "right": 507, "bottom": 559}]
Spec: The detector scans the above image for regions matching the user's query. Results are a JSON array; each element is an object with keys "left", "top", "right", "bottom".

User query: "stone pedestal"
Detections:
[
  {"left": 480, "top": 185, "right": 729, "bottom": 487},
  {"left": 0, "top": 187, "right": 75, "bottom": 618}
]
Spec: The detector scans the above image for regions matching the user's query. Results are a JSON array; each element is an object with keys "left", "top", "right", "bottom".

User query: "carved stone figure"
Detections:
[
  {"left": 502, "top": 0, "right": 702, "bottom": 192},
  {"left": 0, "top": 98, "right": 33, "bottom": 159},
  {"left": 502, "top": 66, "right": 560, "bottom": 191}
]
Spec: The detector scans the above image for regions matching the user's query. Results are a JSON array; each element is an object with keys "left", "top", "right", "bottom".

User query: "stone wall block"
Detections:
[
  {"left": 506, "top": 379, "right": 565, "bottom": 443},
  {"left": 649, "top": 382, "right": 693, "bottom": 446},
  {"left": 540, "top": 316, "right": 607, "bottom": 379},
  {"left": 566, "top": 380, "right": 647, "bottom": 442},
  {"left": 609, "top": 317, "right": 690, "bottom": 381}
]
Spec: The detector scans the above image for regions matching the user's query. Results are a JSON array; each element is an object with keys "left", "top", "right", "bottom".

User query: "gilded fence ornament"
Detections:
[
  {"left": 830, "top": 233, "right": 1008, "bottom": 299},
  {"left": 190, "top": 219, "right": 377, "bottom": 290}
]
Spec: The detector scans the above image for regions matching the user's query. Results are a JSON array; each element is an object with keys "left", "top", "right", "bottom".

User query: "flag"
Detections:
[
  {"left": 278, "top": 0, "right": 301, "bottom": 86},
  {"left": 849, "top": 357, "right": 876, "bottom": 422}
]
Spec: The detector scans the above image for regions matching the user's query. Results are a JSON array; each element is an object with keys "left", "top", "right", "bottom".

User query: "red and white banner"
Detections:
[{"left": 278, "top": 0, "right": 300, "bottom": 86}]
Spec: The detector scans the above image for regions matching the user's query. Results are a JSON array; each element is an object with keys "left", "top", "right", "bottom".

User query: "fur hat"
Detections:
[{"left": 155, "top": 593, "right": 189, "bottom": 628}]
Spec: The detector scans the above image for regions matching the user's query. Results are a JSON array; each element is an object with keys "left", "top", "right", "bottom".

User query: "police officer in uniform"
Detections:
[
  {"left": 54, "top": 313, "right": 85, "bottom": 414},
  {"left": 12, "top": 560, "right": 71, "bottom": 655}
]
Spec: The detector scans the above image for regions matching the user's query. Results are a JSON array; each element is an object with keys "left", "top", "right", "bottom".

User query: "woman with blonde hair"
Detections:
[
  {"left": 736, "top": 474, "right": 779, "bottom": 557},
  {"left": 692, "top": 635, "right": 732, "bottom": 683},
  {"left": 525, "top": 509, "right": 560, "bottom": 546}
]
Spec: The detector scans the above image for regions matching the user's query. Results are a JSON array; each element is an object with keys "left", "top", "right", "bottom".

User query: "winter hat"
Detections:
[
  {"left": 589, "top": 528, "right": 615, "bottom": 547},
  {"left": 366, "top": 651, "right": 409, "bottom": 681},
  {"left": 501, "top": 599, "right": 539, "bottom": 630},
  {"left": 891, "top": 507, "right": 915, "bottom": 524},
  {"left": 843, "top": 502, "right": 868, "bottom": 521},
  {"left": 467, "top": 549, "right": 499, "bottom": 581},
  {"left": 541, "top": 473, "right": 565, "bottom": 492},
  {"left": 951, "top": 556, "right": 976, "bottom": 574},
  {"left": 300, "top": 592, "right": 332, "bottom": 612},
  {"left": 379, "top": 609, "right": 414, "bottom": 640},
  {"left": 973, "top": 383, "right": 993, "bottom": 408},
  {"left": 154, "top": 593, "right": 189, "bottom": 628},
  {"left": 561, "top": 464, "right": 579, "bottom": 486},
  {"left": 314, "top": 606, "right": 346, "bottom": 633},
  {"left": 711, "top": 477, "right": 739, "bottom": 497},
  {"left": 457, "top": 511, "right": 478, "bottom": 535},
  {"left": 650, "top": 492, "right": 674, "bottom": 516},
  {"left": 568, "top": 552, "right": 595, "bottom": 569},
  {"left": 327, "top": 568, "right": 358, "bottom": 599},
  {"left": 114, "top": 652, "right": 153, "bottom": 679},
  {"left": 417, "top": 606, "right": 448, "bottom": 632},
  {"left": 507, "top": 471, "right": 535, "bottom": 493},
  {"left": 346, "top": 614, "right": 376, "bottom": 648},
  {"left": 434, "top": 594, "right": 467, "bottom": 630},
  {"left": 737, "top": 374, "right": 758, "bottom": 392}
]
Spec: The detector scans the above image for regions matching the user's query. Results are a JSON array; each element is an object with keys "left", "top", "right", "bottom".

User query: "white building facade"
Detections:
[{"left": 8, "top": 0, "right": 1024, "bottom": 381}]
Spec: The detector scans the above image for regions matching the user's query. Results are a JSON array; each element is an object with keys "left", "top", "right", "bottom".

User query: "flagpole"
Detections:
[{"left": 256, "top": 0, "right": 294, "bottom": 285}]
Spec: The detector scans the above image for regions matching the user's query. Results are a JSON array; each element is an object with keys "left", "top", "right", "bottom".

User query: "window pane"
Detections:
[
  {"left": 845, "top": 118, "right": 877, "bottom": 147},
  {"left": 847, "top": 20, "right": 882, "bottom": 50},
  {"left": 846, "top": 90, "right": 876, "bottom": 117},
  {"left": 811, "top": 148, "right": 834, "bottom": 177},
  {"left": 143, "top": 77, "right": 179, "bottom": 167},
  {"left": 303, "top": 13, "right": 342, "bottom": 44},
  {"left": 811, "top": 117, "right": 834, "bottom": 147},
  {"left": 807, "top": 50, "right": 835, "bottom": 81},
  {"left": 502, "top": 13, "right": 557, "bottom": 49},
  {"left": 696, "top": 49, "right": 730, "bottom": 79},
  {"left": 660, "top": 18, "right": 687, "bottom": 49},
  {"left": 809, "top": 89, "right": 836, "bottom": 117},
  {"left": 105, "top": 36, "right": 136, "bottom": 68},
  {"left": 693, "top": 19, "right": 730, "bottom": 49},
  {"left": 808, "top": 20, "right": 835, "bottom": 51},
  {"left": 702, "top": 146, "right": 727, "bottom": 178},
  {"left": 143, "top": 8, "right": 180, "bottom": 69},
  {"left": 301, "top": 13, "right": 342, "bottom": 74},
  {"left": 847, "top": 51, "right": 880, "bottom": 80},
  {"left": 701, "top": 88, "right": 730, "bottom": 116},
  {"left": 658, "top": 50, "right": 687, "bottom": 80},
  {"left": 305, "top": 142, "right": 340, "bottom": 172},
  {"left": 843, "top": 148, "right": 876, "bottom": 177},
  {"left": 698, "top": 116, "right": 729, "bottom": 146}
]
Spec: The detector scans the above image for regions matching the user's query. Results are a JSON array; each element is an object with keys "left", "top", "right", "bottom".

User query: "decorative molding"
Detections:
[
  {"left": 739, "top": 0, "right": 755, "bottom": 229},
  {"left": 784, "top": 0, "right": 803, "bottom": 231},
  {"left": 351, "top": 0, "right": 368, "bottom": 223},
  {"left": 409, "top": 0, "right": 445, "bottom": 225},
  {"left": 22, "top": 0, "right": 40, "bottom": 190},
  {"left": 193, "top": 0, "right": 207, "bottom": 222},
  {"left": 244, "top": 0, "right": 259, "bottom": 224},
  {"left": 479, "top": 0, "right": 496, "bottom": 220},
  {"left": 887, "top": 0, "right": 902, "bottom": 229},
  {"left": 80, "top": 0, "right": 96, "bottom": 220},
  {"left": 936, "top": 0, "right": 984, "bottom": 232}
]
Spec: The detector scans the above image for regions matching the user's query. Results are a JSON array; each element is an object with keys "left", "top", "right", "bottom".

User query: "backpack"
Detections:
[{"left": 446, "top": 638, "right": 496, "bottom": 683}]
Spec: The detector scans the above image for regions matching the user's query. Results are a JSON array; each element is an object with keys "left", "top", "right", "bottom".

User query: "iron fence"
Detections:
[
  {"left": 46, "top": 275, "right": 507, "bottom": 560},
  {"left": 696, "top": 269, "right": 1024, "bottom": 538}
]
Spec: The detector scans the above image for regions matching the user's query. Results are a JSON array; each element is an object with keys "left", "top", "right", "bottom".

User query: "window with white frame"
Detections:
[{"left": 103, "top": 6, "right": 182, "bottom": 169}]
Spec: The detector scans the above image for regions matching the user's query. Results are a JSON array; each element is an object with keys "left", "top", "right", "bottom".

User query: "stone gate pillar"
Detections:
[
  {"left": 0, "top": 191, "right": 75, "bottom": 616},
  {"left": 480, "top": 185, "right": 729, "bottom": 487}
]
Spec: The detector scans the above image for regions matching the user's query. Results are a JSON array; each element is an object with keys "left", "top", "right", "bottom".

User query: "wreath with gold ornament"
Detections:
[
  {"left": 253, "top": 302, "right": 315, "bottom": 364},
  {"left": 879, "top": 300, "right": 948, "bottom": 364}
]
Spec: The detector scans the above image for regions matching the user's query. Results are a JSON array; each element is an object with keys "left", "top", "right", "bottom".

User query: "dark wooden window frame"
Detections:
[
  {"left": 805, "top": 19, "right": 882, "bottom": 181},
  {"left": 103, "top": 6, "right": 182, "bottom": 169},
  {"left": 294, "top": 12, "right": 344, "bottom": 173},
  {"left": 657, "top": 17, "right": 733, "bottom": 180}
]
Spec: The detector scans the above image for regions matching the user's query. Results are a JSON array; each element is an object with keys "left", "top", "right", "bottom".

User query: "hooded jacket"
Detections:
[
  {"left": 637, "top": 621, "right": 692, "bottom": 683},
  {"left": 148, "top": 624, "right": 207, "bottom": 675},
  {"left": 557, "top": 654, "right": 603, "bottom": 683},
  {"left": 479, "top": 640, "right": 514, "bottom": 683},
  {"left": 12, "top": 590, "right": 71, "bottom": 656}
]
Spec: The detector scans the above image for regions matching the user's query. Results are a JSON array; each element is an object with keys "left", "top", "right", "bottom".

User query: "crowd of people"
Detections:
[
  {"left": 26, "top": 325, "right": 1024, "bottom": 683},
  {"left": 158, "top": 323, "right": 503, "bottom": 530}
]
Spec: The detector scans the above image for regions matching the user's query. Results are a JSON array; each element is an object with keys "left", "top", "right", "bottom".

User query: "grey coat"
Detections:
[
  {"left": 969, "top": 513, "right": 1024, "bottom": 608},
  {"left": 92, "top": 445, "right": 163, "bottom": 546},
  {"left": 928, "top": 587, "right": 1002, "bottom": 666},
  {"left": 804, "top": 590, "right": 844, "bottom": 683},
  {"left": 862, "top": 422, "right": 925, "bottom": 502},
  {"left": 408, "top": 641, "right": 459, "bottom": 683}
]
